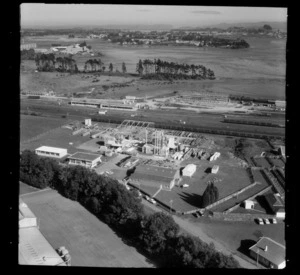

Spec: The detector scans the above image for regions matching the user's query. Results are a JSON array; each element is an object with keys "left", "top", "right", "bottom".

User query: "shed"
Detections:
[
  {"left": 211, "top": 165, "right": 219, "bottom": 174},
  {"left": 182, "top": 164, "right": 197, "bottom": 177},
  {"left": 244, "top": 200, "right": 255, "bottom": 210}
]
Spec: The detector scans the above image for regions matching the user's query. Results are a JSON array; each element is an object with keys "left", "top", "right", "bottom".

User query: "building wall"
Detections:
[
  {"left": 250, "top": 250, "right": 271, "bottom": 268},
  {"left": 68, "top": 156, "right": 101, "bottom": 168},
  {"left": 35, "top": 150, "right": 67, "bottom": 158}
]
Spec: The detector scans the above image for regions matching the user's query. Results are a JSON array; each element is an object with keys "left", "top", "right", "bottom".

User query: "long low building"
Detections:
[
  {"left": 68, "top": 152, "right": 101, "bottom": 168},
  {"left": 69, "top": 98, "right": 139, "bottom": 111},
  {"left": 35, "top": 146, "right": 68, "bottom": 158},
  {"left": 19, "top": 199, "right": 67, "bottom": 266}
]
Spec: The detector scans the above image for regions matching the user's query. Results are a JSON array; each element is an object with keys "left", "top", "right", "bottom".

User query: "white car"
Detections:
[
  {"left": 271, "top": 218, "right": 277, "bottom": 224},
  {"left": 264, "top": 218, "right": 270, "bottom": 225},
  {"left": 149, "top": 198, "right": 157, "bottom": 204},
  {"left": 257, "top": 218, "right": 264, "bottom": 225},
  {"left": 182, "top": 184, "right": 189, "bottom": 188}
]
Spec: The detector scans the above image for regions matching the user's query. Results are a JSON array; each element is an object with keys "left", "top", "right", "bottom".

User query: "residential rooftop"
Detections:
[{"left": 249, "top": 237, "right": 285, "bottom": 267}]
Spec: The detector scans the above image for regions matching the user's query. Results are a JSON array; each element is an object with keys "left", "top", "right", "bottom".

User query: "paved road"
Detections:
[{"left": 141, "top": 199, "right": 257, "bottom": 269}]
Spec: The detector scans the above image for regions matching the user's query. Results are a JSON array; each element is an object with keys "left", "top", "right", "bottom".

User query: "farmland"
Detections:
[
  {"left": 20, "top": 115, "right": 70, "bottom": 142},
  {"left": 20, "top": 189, "right": 154, "bottom": 267}
]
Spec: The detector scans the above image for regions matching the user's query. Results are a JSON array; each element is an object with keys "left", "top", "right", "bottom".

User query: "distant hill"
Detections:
[
  {"left": 22, "top": 24, "right": 173, "bottom": 31},
  {"left": 175, "top": 21, "right": 287, "bottom": 32},
  {"left": 202, "top": 21, "right": 287, "bottom": 31}
]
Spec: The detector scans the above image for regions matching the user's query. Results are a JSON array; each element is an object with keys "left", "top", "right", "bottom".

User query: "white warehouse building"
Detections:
[
  {"left": 182, "top": 164, "right": 197, "bottom": 177},
  {"left": 35, "top": 146, "right": 68, "bottom": 158}
]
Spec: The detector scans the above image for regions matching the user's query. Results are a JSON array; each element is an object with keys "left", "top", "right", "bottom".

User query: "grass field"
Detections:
[
  {"left": 20, "top": 189, "right": 154, "bottom": 267},
  {"left": 20, "top": 115, "right": 70, "bottom": 142},
  {"left": 20, "top": 127, "right": 91, "bottom": 154}
]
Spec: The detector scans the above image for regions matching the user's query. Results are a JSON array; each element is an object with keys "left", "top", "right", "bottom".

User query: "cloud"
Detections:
[
  {"left": 137, "top": 9, "right": 152, "bottom": 12},
  {"left": 190, "top": 10, "right": 221, "bottom": 15}
]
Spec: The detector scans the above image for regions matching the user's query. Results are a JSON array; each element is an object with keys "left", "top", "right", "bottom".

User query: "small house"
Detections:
[{"left": 211, "top": 165, "right": 219, "bottom": 174}]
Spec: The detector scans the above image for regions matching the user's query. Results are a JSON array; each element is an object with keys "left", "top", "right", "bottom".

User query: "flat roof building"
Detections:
[
  {"left": 130, "top": 165, "right": 180, "bottom": 190},
  {"left": 19, "top": 199, "right": 67, "bottom": 266},
  {"left": 68, "top": 152, "right": 101, "bottom": 168},
  {"left": 249, "top": 237, "right": 285, "bottom": 269},
  {"left": 35, "top": 146, "right": 68, "bottom": 159}
]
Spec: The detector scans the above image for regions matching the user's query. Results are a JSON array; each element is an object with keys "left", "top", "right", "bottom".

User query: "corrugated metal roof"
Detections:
[
  {"left": 249, "top": 237, "right": 285, "bottom": 267},
  {"left": 19, "top": 227, "right": 66, "bottom": 266}
]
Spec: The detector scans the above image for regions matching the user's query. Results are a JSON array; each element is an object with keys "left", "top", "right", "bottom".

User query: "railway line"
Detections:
[{"left": 21, "top": 100, "right": 285, "bottom": 140}]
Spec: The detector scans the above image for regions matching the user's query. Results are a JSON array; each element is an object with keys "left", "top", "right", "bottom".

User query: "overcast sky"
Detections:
[{"left": 21, "top": 4, "right": 287, "bottom": 28}]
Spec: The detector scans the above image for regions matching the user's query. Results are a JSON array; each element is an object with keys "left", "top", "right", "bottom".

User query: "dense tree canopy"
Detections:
[{"left": 136, "top": 59, "right": 215, "bottom": 80}]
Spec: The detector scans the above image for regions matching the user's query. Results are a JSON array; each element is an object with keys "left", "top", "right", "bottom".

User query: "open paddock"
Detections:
[
  {"left": 21, "top": 115, "right": 70, "bottom": 142},
  {"left": 20, "top": 189, "right": 153, "bottom": 267},
  {"left": 20, "top": 127, "right": 91, "bottom": 154}
]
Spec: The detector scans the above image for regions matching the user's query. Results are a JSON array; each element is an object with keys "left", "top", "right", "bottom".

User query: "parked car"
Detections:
[
  {"left": 271, "top": 218, "right": 277, "bottom": 224},
  {"left": 257, "top": 218, "right": 264, "bottom": 225},
  {"left": 149, "top": 198, "right": 157, "bottom": 204},
  {"left": 264, "top": 218, "right": 270, "bottom": 225},
  {"left": 181, "top": 184, "right": 189, "bottom": 188},
  {"left": 193, "top": 212, "right": 198, "bottom": 218}
]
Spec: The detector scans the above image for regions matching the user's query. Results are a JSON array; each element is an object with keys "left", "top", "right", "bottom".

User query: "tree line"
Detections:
[
  {"left": 20, "top": 150, "right": 239, "bottom": 268},
  {"left": 33, "top": 53, "right": 127, "bottom": 74},
  {"left": 136, "top": 59, "right": 215, "bottom": 80}
]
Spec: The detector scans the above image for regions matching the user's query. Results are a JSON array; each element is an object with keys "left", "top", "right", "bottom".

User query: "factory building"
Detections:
[
  {"left": 130, "top": 165, "right": 180, "bottom": 190},
  {"left": 249, "top": 237, "right": 285, "bottom": 269},
  {"left": 19, "top": 199, "right": 68, "bottom": 266},
  {"left": 68, "top": 152, "right": 101, "bottom": 168},
  {"left": 35, "top": 146, "right": 68, "bottom": 159}
]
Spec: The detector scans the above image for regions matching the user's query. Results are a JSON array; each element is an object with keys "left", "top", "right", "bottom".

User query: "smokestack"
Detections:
[{"left": 264, "top": 246, "right": 268, "bottom": 252}]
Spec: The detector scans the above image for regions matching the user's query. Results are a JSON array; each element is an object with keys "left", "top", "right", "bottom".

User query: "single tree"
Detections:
[
  {"left": 109, "top": 63, "right": 113, "bottom": 72},
  {"left": 122, "top": 62, "right": 127, "bottom": 74}
]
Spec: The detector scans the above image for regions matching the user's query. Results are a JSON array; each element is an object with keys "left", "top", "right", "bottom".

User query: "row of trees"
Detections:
[
  {"left": 84, "top": 60, "right": 127, "bottom": 74},
  {"left": 136, "top": 59, "right": 215, "bottom": 80},
  {"left": 34, "top": 53, "right": 79, "bottom": 72},
  {"left": 34, "top": 53, "right": 127, "bottom": 74},
  {"left": 19, "top": 150, "right": 239, "bottom": 268}
]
